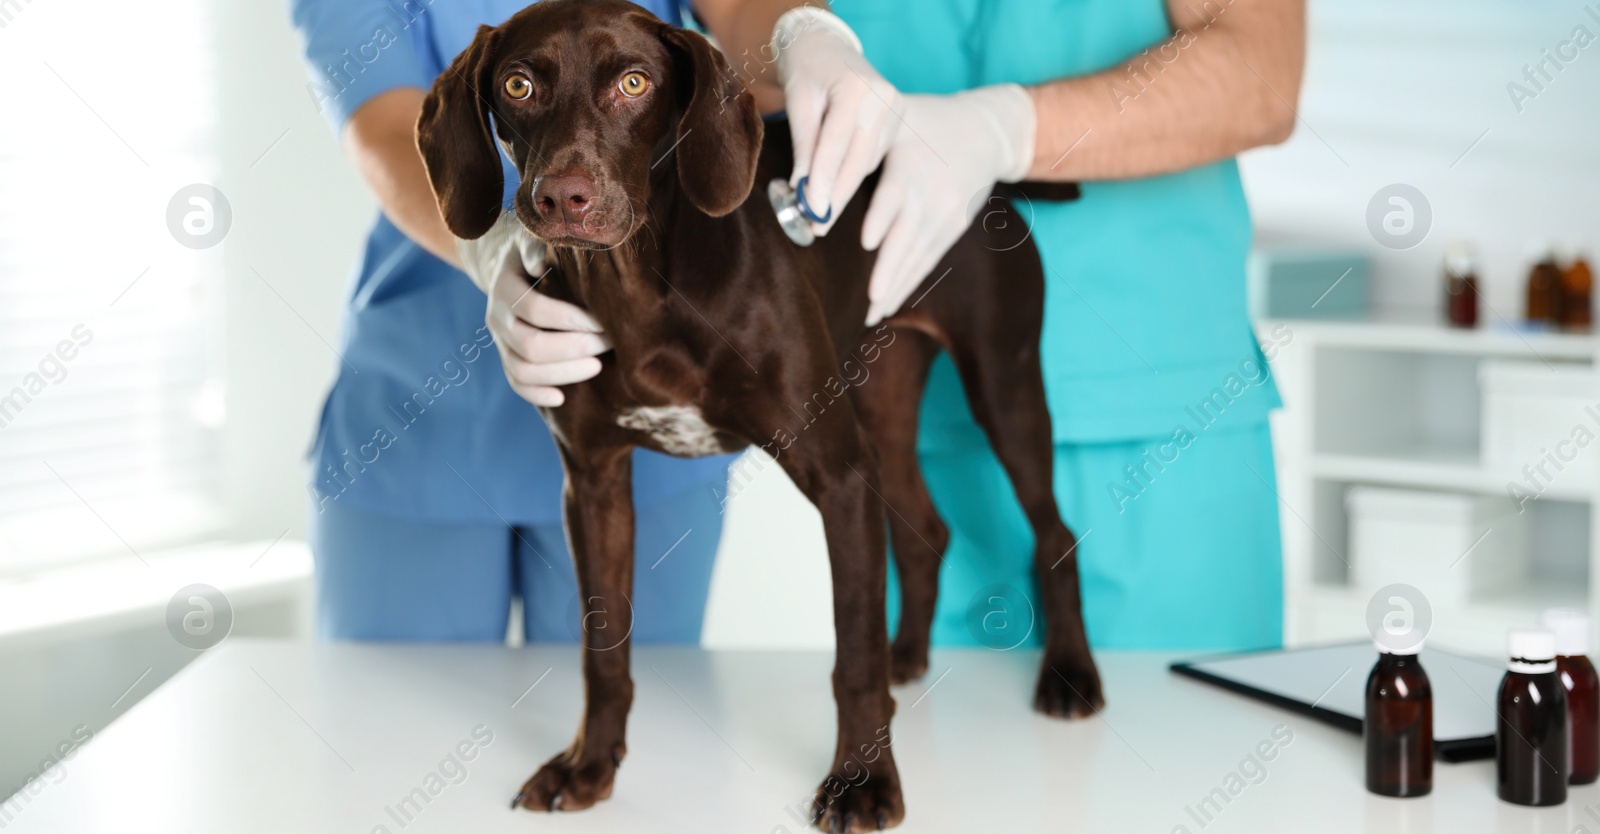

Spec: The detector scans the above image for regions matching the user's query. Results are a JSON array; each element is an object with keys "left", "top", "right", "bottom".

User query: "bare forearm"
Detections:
[
  {"left": 343, "top": 87, "right": 463, "bottom": 268},
  {"left": 1025, "top": 0, "right": 1304, "bottom": 181},
  {"left": 693, "top": 0, "right": 823, "bottom": 113}
]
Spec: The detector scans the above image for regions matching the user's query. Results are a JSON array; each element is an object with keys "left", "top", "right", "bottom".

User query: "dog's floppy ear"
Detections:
[
  {"left": 660, "top": 27, "right": 762, "bottom": 217},
  {"left": 417, "top": 25, "right": 505, "bottom": 240}
]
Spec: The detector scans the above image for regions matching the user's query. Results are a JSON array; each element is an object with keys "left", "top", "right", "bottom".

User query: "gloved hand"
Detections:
[
  {"left": 861, "top": 85, "right": 1037, "bottom": 326},
  {"left": 456, "top": 214, "right": 610, "bottom": 407},
  {"left": 773, "top": 7, "right": 899, "bottom": 235}
]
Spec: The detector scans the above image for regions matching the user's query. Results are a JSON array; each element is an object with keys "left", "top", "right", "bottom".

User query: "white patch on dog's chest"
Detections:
[{"left": 616, "top": 406, "right": 727, "bottom": 456}]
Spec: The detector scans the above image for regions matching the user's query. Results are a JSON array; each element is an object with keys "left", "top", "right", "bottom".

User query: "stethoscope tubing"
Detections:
[{"left": 795, "top": 176, "right": 832, "bottom": 225}]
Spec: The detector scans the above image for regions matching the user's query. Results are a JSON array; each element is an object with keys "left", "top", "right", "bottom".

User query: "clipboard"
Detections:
[{"left": 1171, "top": 641, "right": 1505, "bottom": 761}]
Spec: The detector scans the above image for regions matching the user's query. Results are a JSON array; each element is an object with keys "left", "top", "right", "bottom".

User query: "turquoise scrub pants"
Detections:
[
  {"left": 897, "top": 422, "right": 1284, "bottom": 652},
  {"left": 309, "top": 482, "right": 726, "bottom": 643}
]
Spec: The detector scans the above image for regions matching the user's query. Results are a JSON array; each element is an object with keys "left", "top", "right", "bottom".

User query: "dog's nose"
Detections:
[{"left": 534, "top": 173, "right": 597, "bottom": 224}]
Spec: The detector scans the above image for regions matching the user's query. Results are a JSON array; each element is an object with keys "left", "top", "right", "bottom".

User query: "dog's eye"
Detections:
[
  {"left": 618, "top": 72, "right": 650, "bottom": 98},
  {"left": 503, "top": 73, "right": 533, "bottom": 101}
]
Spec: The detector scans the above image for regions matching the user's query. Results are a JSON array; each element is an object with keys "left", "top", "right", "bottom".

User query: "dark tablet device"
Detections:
[{"left": 1171, "top": 641, "right": 1504, "bottom": 761}]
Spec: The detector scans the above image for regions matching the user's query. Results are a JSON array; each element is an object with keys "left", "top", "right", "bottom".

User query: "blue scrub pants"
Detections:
[{"left": 310, "top": 482, "right": 726, "bottom": 643}]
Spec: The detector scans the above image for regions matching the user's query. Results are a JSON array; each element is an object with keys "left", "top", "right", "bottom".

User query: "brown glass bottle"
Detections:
[
  {"left": 1561, "top": 254, "right": 1593, "bottom": 331},
  {"left": 1497, "top": 629, "right": 1568, "bottom": 806},
  {"left": 1526, "top": 255, "right": 1565, "bottom": 325},
  {"left": 1365, "top": 646, "right": 1433, "bottom": 797},
  {"left": 1542, "top": 609, "right": 1600, "bottom": 784},
  {"left": 1556, "top": 655, "right": 1599, "bottom": 784}
]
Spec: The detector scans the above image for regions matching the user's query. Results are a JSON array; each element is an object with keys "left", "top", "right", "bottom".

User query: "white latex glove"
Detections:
[
  {"left": 773, "top": 7, "right": 899, "bottom": 235},
  {"left": 456, "top": 214, "right": 610, "bottom": 407},
  {"left": 861, "top": 85, "right": 1036, "bottom": 325}
]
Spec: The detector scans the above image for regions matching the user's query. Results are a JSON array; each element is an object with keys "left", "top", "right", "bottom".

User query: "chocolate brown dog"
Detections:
[{"left": 417, "top": 1, "right": 1103, "bottom": 829}]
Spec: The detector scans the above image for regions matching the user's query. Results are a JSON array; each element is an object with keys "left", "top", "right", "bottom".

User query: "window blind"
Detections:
[{"left": 0, "top": 0, "right": 224, "bottom": 570}]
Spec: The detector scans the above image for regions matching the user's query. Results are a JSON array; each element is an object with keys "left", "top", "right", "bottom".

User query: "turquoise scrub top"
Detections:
[
  {"left": 837, "top": 0, "right": 1282, "bottom": 443},
  {"left": 837, "top": 0, "right": 1286, "bottom": 651}
]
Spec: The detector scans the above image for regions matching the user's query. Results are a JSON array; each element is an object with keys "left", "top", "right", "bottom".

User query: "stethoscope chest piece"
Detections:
[{"left": 768, "top": 176, "right": 831, "bottom": 247}]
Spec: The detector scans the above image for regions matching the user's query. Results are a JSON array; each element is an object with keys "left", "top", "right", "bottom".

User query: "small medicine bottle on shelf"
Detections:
[
  {"left": 1526, "top": 247, "right": 1565, "bottom": 327},
  {"left": 1541, "top": 609, "right": 1600, "bottom": 785},
  {"left": 1561, "top": 252, "right": 1593, "bottom": 331},
  {"left": 1365, "top": 636, "right": 1433, "bottom": 797},
  {"left": 1497, "top": 628, "right": 1569, "bottom": 806},
  {"left": 1442, "top": 242, "right": 1478, "bottom": 328}
]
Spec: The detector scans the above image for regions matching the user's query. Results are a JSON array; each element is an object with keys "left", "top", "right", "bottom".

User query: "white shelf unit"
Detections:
[{"left": 1264, "top": 313, "right": 1598, "bottom": 656}]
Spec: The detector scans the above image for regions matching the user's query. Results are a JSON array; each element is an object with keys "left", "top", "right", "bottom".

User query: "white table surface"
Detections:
[{"left": 8, "top": 639, "right": 1600, "bottom": 833}]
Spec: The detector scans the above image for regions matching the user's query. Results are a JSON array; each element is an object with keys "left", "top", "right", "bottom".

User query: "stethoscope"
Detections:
[{"left": 767, "top": 176, "right": 832, "bottom": 247}]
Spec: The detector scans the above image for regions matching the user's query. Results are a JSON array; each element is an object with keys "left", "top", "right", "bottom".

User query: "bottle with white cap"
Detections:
[
  {"left": 1364, "top": 635, "right": 1432, "bottom": 797},
  {"left": 1497, "top": 628, "right": 1568, "bottom": 806},
  {"left": 1541, "top": 609, "right": 1599, "bottom": 784},
  {"left": 1442, "top": 241, "right": 1479, "bottom": 328}
]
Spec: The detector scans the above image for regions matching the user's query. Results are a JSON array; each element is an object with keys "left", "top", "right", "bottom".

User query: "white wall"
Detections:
[
  {"left": 703, "top": 453, "right": 836, "bottom": 649},
  {"left": 214, "top": 0, "right": 374, "bottom": 544}
]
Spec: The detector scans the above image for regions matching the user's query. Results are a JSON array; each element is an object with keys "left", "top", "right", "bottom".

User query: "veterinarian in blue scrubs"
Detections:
[
  {"left": 801, "top": 0, "right": 1307, "bottom": 651},
  {"left": 287, "top": 0, "right": 750, "bottom": 642}
]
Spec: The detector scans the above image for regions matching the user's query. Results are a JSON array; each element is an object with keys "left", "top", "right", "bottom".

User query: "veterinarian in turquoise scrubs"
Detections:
[{"left": 809, "top": 0, "right": 1307, "bottom": 651}]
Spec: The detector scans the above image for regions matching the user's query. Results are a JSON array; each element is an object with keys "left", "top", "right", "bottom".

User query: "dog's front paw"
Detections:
[
  {"left": 888, "top": 638, "right": 928, "bottom": 685},
  {"left": 1034, "top": 657, "right": 1104, "bottom": 719},
  {"left": 810, "top": 769, "right": 905, "bottom": 832},
  {"left": 512, "top": 743, "right": 624, "bottom": 812}
]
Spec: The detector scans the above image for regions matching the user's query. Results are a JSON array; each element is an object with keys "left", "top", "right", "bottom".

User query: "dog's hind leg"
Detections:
[
  {"left": 944, "top": 318, "right": 1105, "bottom": 719},
  {"left": 514, "top": 442, "right": 637, "bottom": 812},
  {"left": 848, "top": 327, "right": 947, "bottom": 685}
]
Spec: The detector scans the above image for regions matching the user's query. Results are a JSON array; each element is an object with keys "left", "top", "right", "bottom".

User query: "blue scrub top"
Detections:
[
  {"left": 835, "top": 0, "right": 1282, "bottom": 446},
  {"left": 290, "top": 0, "right": 733, "bottom": 524}
]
